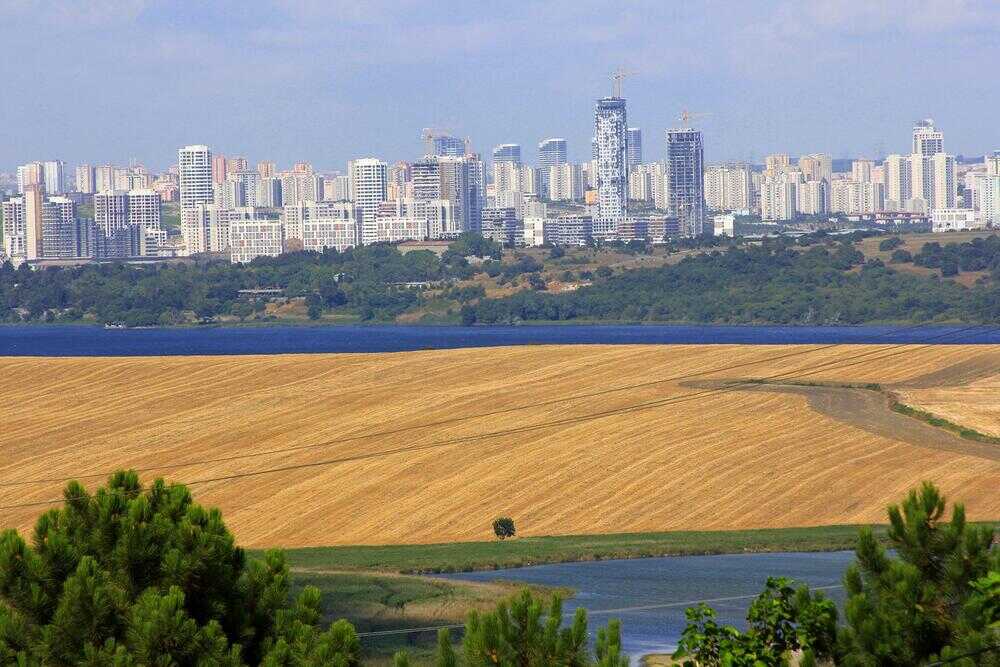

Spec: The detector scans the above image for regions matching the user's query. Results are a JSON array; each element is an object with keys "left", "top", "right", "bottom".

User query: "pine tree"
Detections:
[
  {"left": 837, "top": 481, "right": 999, "bottom": 665},
  {"left": 0, "top": 470, "right": 361, "bottom": 666}
]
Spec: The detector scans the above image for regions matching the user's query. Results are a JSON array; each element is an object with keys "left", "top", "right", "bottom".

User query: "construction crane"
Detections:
[
  {"left": 677, "top": 110, "right": 711, "bottom": 128},
  {"left": 611, "top": 66, "right": 636, "bottom": 98}
]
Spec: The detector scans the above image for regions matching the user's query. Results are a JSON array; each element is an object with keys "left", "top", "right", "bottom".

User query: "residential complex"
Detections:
[{"left": 3, "top": 109, "right": 996, "bottom": 267}]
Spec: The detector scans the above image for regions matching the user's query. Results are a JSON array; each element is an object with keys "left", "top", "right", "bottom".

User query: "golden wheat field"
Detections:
[{"left": 1, "top": 344, "right": 998, "bottom": 548}]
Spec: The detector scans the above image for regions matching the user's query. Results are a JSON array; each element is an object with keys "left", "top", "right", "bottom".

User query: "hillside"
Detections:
[{"left": 1, "top": 344, "right": 998, "bottom": 547}]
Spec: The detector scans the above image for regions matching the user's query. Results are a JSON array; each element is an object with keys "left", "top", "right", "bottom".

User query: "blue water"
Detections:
[
  {"left": 1, "top": 324, "right": 998, "bottom": 356},
  {"left": 437, "top": 551, "right": 855, "bottom": 661}
]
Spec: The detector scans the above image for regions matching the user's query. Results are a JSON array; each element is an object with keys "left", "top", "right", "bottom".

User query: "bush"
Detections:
[
  {"left": 879, "top": 237, "right": 904, "bottom": 252},
  {"left": 890, "top": 249, "right": 913, "bottom": 263}
]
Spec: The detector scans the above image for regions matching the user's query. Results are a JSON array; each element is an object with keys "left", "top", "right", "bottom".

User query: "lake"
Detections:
[
  {"left": 1, "top": 323, "right": 998, "bottom": 356},
  {"left": 437, "top": 550, "right": 856, "bottom": 661}
]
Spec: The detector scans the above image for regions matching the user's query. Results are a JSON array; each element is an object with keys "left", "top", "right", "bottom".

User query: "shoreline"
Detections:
[{"left": 271, "top": 525, "right": 881, "bottom": 575}]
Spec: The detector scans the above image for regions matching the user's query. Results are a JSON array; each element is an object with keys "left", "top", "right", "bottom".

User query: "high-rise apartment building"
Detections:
[
  {"left": 851, "top": 159, "right": 874, "bottom": 183},
  {"left": 764, "top": 154, "right": 790, "bottom": 177},
  {"left": 987, "top": 151, "right": 1000, "bottom": 177},
  {"left": 930, "top": 152, "right": 957, "bottom": 210},
  {"left": 538, "top": 138, "right": 568, "bottom": 168},
  {"left": 760, "top": 173, "right": 798, "bottom": 221},
  {"left": 796, "top": 179, "right": 828, "bottom": 215},
  {"left": 42, "top": 160, "right": 65, "bottom": 194},
  {"left": 23, "top": 185, "right": 45, "bottom": 260},
  {"left": 279, "top": 172, "right": 322, "bottom": 207},
  {"left": 17, "top": 163, "right": 43, "bottom": 193},
  {"left": 704, "top": 164, "right": 754, "bottom": 212},
  {"left": 797, "top": 154, "right": 832, "bottom": 184},
  {"left": 912, "top": 119, "right": 944, "bottom": 156},
  {"left": 94, "top": 165, "right": 115, "bottom": 193},
  {"left": 626, "top": 128, "right": 642, "bottom": 167},
  {"left": 665, "top": 128, "right": 706, "bottom": 236},
  {"left": 178, "top": 145, "right": 214, "bottom": 208},
  {"left": 40, "top": 196, "right": 83, "bottom": 258},
  {"left": 1, "top": 196, "right": 27, "bottom": 260},
  {"left": 257, "top": 161, "right": 277, "bottom": 179},
  {"left": 75, "top": 164, "right": 95, "bottom": 194},
  {"left": 94, "top": 189, "right": 162, "bottom": 256},
  {"left": 212, "top": 154, "right": 228, "bottom": 185},
  {"left": 227, "top": 156, "right": 248, "bottom": 173},
  {"left": 432, "top": 135, "right": 466, "bottom": 157},
  {"left": 548, "top": 163, "right": 585, "bottom": 202},
  {"left": 594, "top": 96, "right": 629, "bottom": 222},
  {"left": 883, "top": 155, "right": 911, "bottom": 211},
  {"left": 349, "top": 158, "right": 388, "bottom": 244},
  {"left": 492, "top": 144, "right": 521, "bottom": 165}
]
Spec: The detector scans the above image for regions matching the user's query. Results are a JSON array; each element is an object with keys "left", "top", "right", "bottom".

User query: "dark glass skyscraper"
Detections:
[
  {"left": 665, "top": 128, "right": 706, "bottom": 236},
  {"left": 626, "top": 128, "right": 642, "bottom": 167}
]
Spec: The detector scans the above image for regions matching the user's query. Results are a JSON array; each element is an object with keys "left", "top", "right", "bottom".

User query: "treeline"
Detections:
[
  {"left": 0, "top": 234, "right": 503, "bottom": 326},
  {"left": 463, "top": 241, "right": 1000, "bottom": 325}
]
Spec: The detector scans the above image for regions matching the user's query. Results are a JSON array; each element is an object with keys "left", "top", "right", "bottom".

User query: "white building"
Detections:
[
  {"left": 302, "top": 219, "right": 358, "bottom": 253},
  {"left": 548, "top": 163, "right": 585, "bottom": 202},
  {"left": 75, "top": 164, "right": 95, "bottom": 194},
  {"left": 279, "top": 171, "right": 323, "bottom": 206},
  {"left": 913, "top": 119, "right": 944, "bottom": 156},
  {"left": 282, "top": 201, "right": 359, "bottom": 241},
  {"left": 851, "top": 159, "right": 874, "bottom": 183},
  {"left": 760, "top": 173, "right": 798, "bottom": 221},
  {"left": 178, "top": 145, "right": 213, "bottom": 208},
  {"left": 42, "top": 160, "right": 65, "bottom": 194},
  {"left": 349, "top": 158, "right": 388, "bottom": 244},
  {"left": 884, "top": 154, "right": 911, "bottom": 211},
  {"left": 704, "top": 163, "right": 753, "bottom": 212},
  {"left": 931, "top": 208, "right": 983, "bottom": 233},
  {"left": 230, "top": 219, "right": 284, "bottom": 263},
  {"left": 713, "top": 213, "right": 736, "bottom": 237},
  {"left": 980, "top": 175, "right": 1000, "bottom": 226},
  {"left": 181, "top": 204, "right": 252, "bottom": 255},
  {"left": 594, "top": 96, "right": 629, "bottom": 223},
  {"left": 1, "top": 197, "right": 26, "bottom": 261},
  {"left": 370, "top": 216, "right": 427, "bottom": 244},
  {"left": 830, "top": 180, "right": 885, "bottom": 215},
  {"left": 796, "top": 180, "right": 828, "bottom": 215}
]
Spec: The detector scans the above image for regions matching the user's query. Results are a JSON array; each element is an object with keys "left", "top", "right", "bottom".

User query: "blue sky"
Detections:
[{"left": 2, "top": 0, "right": 998, "bottom": 170}]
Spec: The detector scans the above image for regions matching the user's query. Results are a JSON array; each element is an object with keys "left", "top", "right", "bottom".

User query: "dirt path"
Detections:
[{"left": 683, "top": 380, "right": 1000, "bottom": 462}]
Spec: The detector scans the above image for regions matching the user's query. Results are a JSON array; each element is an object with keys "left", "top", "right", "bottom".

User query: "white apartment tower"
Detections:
[
  {"left": 349, "top": 158, "right": 388, "bottom": 244},
  {"left": 912, "top": 119, "right": 944, "bottom": 156},
  {"left": 594, "top": 96, "right": 629, "bottom": 223},
  {"left": 178, "top": 145, "right": 214, "bottom": 208},
  {"left": 704, "top": 164, "right": 753, "bottom": 212}
]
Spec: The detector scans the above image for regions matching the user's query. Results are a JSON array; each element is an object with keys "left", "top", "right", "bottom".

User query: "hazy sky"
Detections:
[{"left": 3, "top": 0, "right": 999, "bottom": 171}]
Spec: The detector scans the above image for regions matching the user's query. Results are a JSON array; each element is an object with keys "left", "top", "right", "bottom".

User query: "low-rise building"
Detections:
[
  {"left": 230, "top": 219, "right": 284, "bottom": 263},
  {"left": 931, "top": 208, "right": 984, "bottom": 233}
]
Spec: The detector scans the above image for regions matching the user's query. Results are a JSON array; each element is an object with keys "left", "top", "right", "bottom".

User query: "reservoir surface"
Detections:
[{"left": 1, "top": 323, "right": 997, "bottom": 356}]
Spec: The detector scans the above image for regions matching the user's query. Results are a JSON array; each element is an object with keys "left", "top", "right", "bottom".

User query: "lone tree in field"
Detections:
[
  {"left": 493, "top": 516, "right": 516, "bottom": 540},
  {"left": 0, "top": 470, "right": 362, "bottom": 666}
]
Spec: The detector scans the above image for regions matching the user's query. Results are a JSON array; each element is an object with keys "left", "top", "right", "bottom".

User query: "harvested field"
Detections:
[{"left": 0, "top": 344, "right": 998, "bottom": 547}]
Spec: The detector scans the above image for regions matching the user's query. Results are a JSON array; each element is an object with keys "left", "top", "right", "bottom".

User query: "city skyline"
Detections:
[{"left": 3, "top": 1, "right": 999, "bottom": 170}]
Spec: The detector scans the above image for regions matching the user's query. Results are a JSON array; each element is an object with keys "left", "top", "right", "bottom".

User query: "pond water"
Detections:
[{"left": 437, "top": 550, "right": 855, "bottom": 661}]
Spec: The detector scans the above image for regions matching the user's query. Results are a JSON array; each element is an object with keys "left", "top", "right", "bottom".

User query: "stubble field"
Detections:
[{"left": 1, "top": 343, "right": 998, "bottom": 547}]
